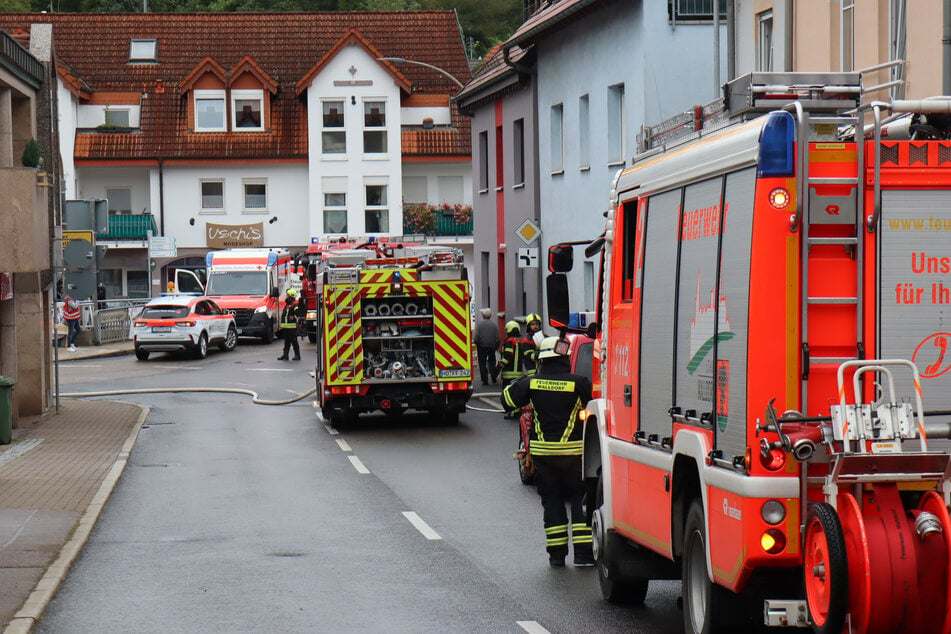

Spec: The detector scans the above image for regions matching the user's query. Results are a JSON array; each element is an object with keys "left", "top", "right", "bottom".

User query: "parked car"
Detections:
[{"left": 131, "top": 295, "right": 237, "bottom": 361}]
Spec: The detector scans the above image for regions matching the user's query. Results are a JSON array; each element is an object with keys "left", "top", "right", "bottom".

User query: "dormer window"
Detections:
[
  {"left": 232, "top": 89, "right": 263, "bottom": 130},
  {"left": 195, "top": 89, "right": 226, "bottom": 131},
  {"left": 129, "top": 39, "right": 157, "bottom": 63}
]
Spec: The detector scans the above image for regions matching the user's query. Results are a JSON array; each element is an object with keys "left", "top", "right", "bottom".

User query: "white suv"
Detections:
[{"left": 131, "top": 295, "right": 237, "bottom": 361}]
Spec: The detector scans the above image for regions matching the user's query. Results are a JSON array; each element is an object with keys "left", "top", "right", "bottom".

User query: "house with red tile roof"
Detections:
[{"left": 0, "top": 12, "right": 471, "bottom": 297}]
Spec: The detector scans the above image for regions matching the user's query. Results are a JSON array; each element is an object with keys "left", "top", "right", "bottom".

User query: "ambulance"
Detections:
[
  {"left": 204, "top": 248, "right": 293, "bottom": 343},
  {"left": 547, "top": 73, "right": 951, "bottom": 633}
]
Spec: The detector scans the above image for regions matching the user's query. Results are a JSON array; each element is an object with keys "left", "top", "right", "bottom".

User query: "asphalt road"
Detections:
[{"left": 45, "top": 339, "right": 684, "bottom": 633}]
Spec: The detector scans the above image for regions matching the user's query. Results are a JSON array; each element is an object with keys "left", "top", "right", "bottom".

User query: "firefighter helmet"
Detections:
[
  {"left": 538, "top": 336, "right": 570, "bottom": 360},
  {"left": 286, "top": 288, "right": 298, "bottom": 298},
  {"left": 505, "top": 320, "right": 521, "bottom": 335},
  {"left": 526, "top": 312, "right": 541, "bottom": 324}
]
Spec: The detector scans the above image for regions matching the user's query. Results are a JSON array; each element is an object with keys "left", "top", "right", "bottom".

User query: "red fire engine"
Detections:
[{"left": 547, "top": 72, "right": 951, "bottom": 633}]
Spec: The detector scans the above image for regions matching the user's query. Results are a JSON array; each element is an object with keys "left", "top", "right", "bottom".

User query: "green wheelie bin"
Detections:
[{"left": 0, "top": 375, "right": 14, "bottom": 444}]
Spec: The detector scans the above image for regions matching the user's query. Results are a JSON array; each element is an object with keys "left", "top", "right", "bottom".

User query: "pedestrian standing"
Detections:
[
  {"left": 502, "top": 336, "right": 594, "bottom": 567},
  {"left": 63, "top": 295, "right": 82, "bottom": 352},
  {"left": 277, "top": 288, "right": 301, "bottom": 361},
  {"left": 473, "top": 308, "right": 501, "bottom": 386}
]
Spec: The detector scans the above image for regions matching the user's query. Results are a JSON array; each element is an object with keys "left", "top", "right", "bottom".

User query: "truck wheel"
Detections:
[
  {"left": 683, "top": 499, "right": 733, "bottom": 633},
  {"left": 594, "top": 478, "right": 647, "bottom": 604},
  {"left": 261, "top": 320, "right": 274, "bottom": 344},
  {"left": 135, "top": 347, "right": 149, "bottom": 361},
  {"left": 194, "top": 332, "right": 208, "bottom": 359},
  {"left": 803, "top": 503, "right": 848, "bottom": 634},
  {"left": 220, "top": 325, "right": 237, "bottom": 351},
  {"left": 440, "top": 410, "right": 459, "bottom": 425}
]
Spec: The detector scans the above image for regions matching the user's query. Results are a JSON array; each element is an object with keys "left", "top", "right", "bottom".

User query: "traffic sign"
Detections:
[
  {"left": 149, "top": 236, "right": 177, "bottom": 258},
  {"left": 515, "top": 219, "right": 540, "bottom": 246},
  {"left": 62, "top": 230, "right": 94, "bottom": 247},
  {"left": 517, "top": 247, "right": 539, "bottom": 268}
]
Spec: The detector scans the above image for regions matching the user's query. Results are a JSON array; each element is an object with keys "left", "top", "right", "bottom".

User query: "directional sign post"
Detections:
[
  {"left": 517, "top": 247, "right": 539, "bottom": 268},
  {"left": 149, "top": 236, "right": 178, "bottom": 258}
]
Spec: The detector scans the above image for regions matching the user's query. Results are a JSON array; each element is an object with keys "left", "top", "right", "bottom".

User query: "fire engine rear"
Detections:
[
  {"left": 316, "top": 245, "right": 472, "bottom": 426},
  {"left": 547, "top": 73, "right": 951, "bottom": 633}
]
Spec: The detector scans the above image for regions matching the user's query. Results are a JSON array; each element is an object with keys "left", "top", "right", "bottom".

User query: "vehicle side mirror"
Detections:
[
  {"left": 270, "top": 287, "right": 279, "bottom": 298},
  {"left": 548, "top": 244, "right": 574, "bottom": 273},
  {"left": 306, "top": 263, "right": 317, "bottom": 281},
  {"left": 546, "top": 273, "right": 570, "bottom": 328}
]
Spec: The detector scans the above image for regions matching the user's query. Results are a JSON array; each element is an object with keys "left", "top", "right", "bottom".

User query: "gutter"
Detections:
[{"left": 502, "top": 45, "right": 535, "bottom": 77}]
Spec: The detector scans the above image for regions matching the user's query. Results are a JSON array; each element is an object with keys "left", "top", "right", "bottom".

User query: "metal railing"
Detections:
[{"left": 96, "top": 214, "right": 157, "bottom": 240}]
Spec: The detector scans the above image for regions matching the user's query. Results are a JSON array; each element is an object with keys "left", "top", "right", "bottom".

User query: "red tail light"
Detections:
[{"left": 175, "top": 321, "right": 195, "bottom": 327}]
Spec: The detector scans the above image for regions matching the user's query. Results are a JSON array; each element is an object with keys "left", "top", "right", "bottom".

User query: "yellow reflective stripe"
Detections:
[
  {"left": 573, "top": 535, "right": 593, "bottom": 544},
  {"left": 559, "top": 399, "right": 582, "bottom": 442},
  {"left": 547, "top": 537, "right": 569, "bottom": 546},
  {"left": 529, "top": 378, "right": 575, "bottom": 392},
  {"left": 530, "top": 440, "right": 583, "bottom": 455},
  {"left": 501, "top": 387, "right": 517, "bottom": 410},
  {"left": 545, "top": 524, "right": 568, "bottom": 535}
]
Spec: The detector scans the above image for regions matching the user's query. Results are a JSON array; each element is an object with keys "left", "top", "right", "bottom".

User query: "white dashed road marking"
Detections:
[
  {"left": 335, "top": 438, "right": 352, "bottom": 452},
  {"left": 401, "top": 511, "right": 441, "bottom": 541},
  {"left": 348, "top": 455, "right": 370, "bottom": 474},
  {"left": 324, "top": 424, "right": 339, "bottom": 435},
  {"left": 516, "top": 622, "right": 551, "bottom": 634}
]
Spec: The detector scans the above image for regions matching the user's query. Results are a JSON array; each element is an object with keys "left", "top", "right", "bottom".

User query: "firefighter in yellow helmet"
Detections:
[
  {"left": 277, "top": 288, "right": 302, "bottom": 361},
  {"left": 497, "top": 320, "right": 529, "bottom": 417},
  {"left": 502, "top": 336, "right": 594, "bottom": 567}
]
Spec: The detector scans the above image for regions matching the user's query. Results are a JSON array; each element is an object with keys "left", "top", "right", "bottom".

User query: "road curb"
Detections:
[{"left": 3, "top": 404, "right": 149, "bottom": 634}]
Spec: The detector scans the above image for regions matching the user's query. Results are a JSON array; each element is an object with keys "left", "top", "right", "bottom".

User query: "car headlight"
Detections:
[{"left": 254, "top": 306, "right": 269, "bottom": 314}]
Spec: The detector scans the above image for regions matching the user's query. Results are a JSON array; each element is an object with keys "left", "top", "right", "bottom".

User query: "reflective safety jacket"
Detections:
[
  {"left": 521, "top": 337, "right": 538, "bottom": 376},
  {"left": 63, "top": 297, "right": 81, "bottom": 321},
  {"left": 280, "top": 300, "right": 300, "bottom": 330},
  {"left": 501, "top": 361, "right": 592, "bottom": 456},
  {"left": 499, "top": 334, "right": 529, "bottom": 380}
]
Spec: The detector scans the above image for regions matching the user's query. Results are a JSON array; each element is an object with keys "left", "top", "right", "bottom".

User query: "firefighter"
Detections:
[
  {"left": 525, "top": 312, "right": 544, "bottom": 348},
  {"left": 502, "top": 336, "right": 594, "bottom": 567},
  {"left": 277, "top": 288, "right": 302, "bottom": 361},
  {"left": 498, "top": 320, "right": 527, "bottom": 417}
]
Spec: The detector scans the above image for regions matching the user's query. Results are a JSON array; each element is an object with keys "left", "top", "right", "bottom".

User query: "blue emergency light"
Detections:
[{"left": 758, "top": 111, "right": 795, "bottom": 177}]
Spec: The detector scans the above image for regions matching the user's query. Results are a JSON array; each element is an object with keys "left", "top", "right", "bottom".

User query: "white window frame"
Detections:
[
  {"left": 550, "top": 103, "right": 564, "bottom": 175},
  {"left": 362, "top": 99, "right": 388, "bottom": 155},
  {"left": 242, "top": 178, "right": 268, "bottom": 213},
  {"left": 231, "top": 89, "right": 264, "bottom": 131},
  {"left": 129, "top": 38, "right": 157, "bottom": 62},
  {"left": 364, "top": 182, "right": 389, "bottom": 233},
  {"left": 757, "top": 11, "right": 774, "bottom": 72},
  {"left": 323, "top": 191, "right": 348, "bottom": 234},
  {"left": 194, "top": 89, "right": 226, "bottom": 132},
  {"left": 104, "top": 107, "right": 131, "bottom": 128},
  {"left": 322, "top": 99, "right": 346, "bottom": 155},
  {"left": 200, "top": 179, "right": 225, "bottom": 213}
]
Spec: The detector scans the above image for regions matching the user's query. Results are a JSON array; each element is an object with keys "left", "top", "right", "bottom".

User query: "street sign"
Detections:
[
  {"left": 149, "top": 236, "right": 177, "bottom": 258},
  {"left": 62, "top": 230, "right": 94, "bottom": 247},
  {"left": 517, "top": 247, "right": 539, "bottom": 268},
  {"left": 515, "top": 219, "right": 541, "bottom": 246}
]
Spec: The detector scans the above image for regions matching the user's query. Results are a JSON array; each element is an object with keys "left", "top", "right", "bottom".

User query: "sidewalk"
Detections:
[{"left": 0, "top": 342, "right": 145, "bottom": 633}]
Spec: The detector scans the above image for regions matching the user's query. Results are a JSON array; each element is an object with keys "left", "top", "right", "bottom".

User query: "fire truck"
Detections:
[
  {"left": 204, "top": 248, "right": 294, "bottom": 343},
  {"left": 546, "top": 73, "right": 951, "bottom": 633},
  {"left": 316, "top": 244, "right": 472, "bottom": 426}
]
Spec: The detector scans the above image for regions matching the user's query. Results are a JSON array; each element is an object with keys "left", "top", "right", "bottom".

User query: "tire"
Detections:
[
  {"left": 594, "top": 478, "right": 648, "bottom": 605},
  {"left": 135, "top": 347, "right": 149, "bottom": 361},
  {"left": 220, "top": 325, "right": 237, "bottom": 352},
  {"left": 261, "top": 319, "right": 274, "bottom": 344},
  {"left": 194, "top": 332, "right": 208, "bottom": 359},
  {"left": 683, "top": 500, "right": 733, "bottom": 633},
  {"left": 803, "top": 502, "right": 848, "bottom": 634},
  {"left": 518, "top": 433, "right": 534, "bottom": 485}
]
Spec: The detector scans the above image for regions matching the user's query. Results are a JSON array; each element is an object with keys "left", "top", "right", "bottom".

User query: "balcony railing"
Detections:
[
  {"left": 403, "top": 203, "right": 473, "bottom": 237},
  {"left": 96, "top": 213, "right": 157, "bottom": 240}
]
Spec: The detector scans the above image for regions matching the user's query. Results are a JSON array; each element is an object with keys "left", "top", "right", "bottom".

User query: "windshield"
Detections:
[{"left": 205, "top": 271, "right": 269, "bottom": 296}]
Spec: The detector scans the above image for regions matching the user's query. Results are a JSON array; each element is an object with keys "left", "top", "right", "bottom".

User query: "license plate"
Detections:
[
  {"left": 439, "top": 369, "right": 470, "bottom": 378},
  {"left": 151, "top": 326, "right": 171, "bottom": 333}
]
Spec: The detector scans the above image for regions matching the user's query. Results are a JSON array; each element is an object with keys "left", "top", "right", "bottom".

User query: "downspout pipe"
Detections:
[
  {"left": 785, "top": 0, "right": 794, "bottom": 72},
  {"left": 945, "top": 0, "right": 951, "bottom": 94}
]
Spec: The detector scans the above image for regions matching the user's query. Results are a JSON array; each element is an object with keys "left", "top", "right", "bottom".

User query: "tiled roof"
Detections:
[
  {"left": 0, "top": 12, "right": 471, "bottom": 161},
  {"left": 507, "top": 0, "right": 604, "bottom": 47},
  {"left": 455, "top": 42, "right": 529, "bottom": 109}
]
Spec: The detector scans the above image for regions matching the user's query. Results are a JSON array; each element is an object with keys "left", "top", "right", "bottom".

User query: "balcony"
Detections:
[
  {"left": 403, "top": 203, "right": 472, "bottom": 237},
  {"left": 96, "top": 213, "right": 157, "bottom": 240}
]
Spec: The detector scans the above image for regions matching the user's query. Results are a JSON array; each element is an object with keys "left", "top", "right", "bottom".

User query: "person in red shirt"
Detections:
[{"left": 63, "top": 295, "right": 82, "bottom": 352}]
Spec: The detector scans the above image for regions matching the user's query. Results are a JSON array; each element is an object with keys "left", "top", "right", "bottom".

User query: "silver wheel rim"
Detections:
[
  {"left": 227, "top": 328, "right": 236, "bottom": 349},
  {"left": 200, "top": 335, "right": 207, "bottom": 356}
]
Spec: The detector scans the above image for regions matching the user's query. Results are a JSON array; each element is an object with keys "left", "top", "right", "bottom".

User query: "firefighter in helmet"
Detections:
[
  {"left": 501, "top": 336, "right": 594, "bottom": 567},
  {"left": 498, "top": 320, "right": 528, "bottom": 417},
  {"left": 277, "top": 288, "right": 302, "bottom": 361}
]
